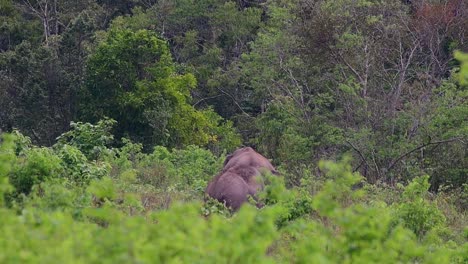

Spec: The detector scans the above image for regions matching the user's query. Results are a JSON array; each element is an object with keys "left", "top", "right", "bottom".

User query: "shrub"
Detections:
[
  {"left": 393, "top": 176, "right": 446, "bottom": 238},
  {"left": 56, "top": 145, "right": 110, "bottom": 185},
  {"left": 0, "top": 133, "right": 15, "bottom": 205},
  {"left": 9, "top": 147, "right": 63, "bottom": 197},
  {"left": 0, "top": 133, "right": 465, "bottom": 263},
  {"left": 138, "top": 145, "right": 224, "bottom": 189},
  {"left": 55, "top": 119, "right": 116, "bottom": 161}
]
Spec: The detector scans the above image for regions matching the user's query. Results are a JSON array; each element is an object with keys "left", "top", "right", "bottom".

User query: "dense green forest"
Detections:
[{"left": 0, "top": 0, "right": 467, "bottom": 262}]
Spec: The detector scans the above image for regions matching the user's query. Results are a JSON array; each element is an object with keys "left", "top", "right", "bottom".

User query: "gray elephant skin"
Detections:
[{"left": 205, "top": 147, "right": 278, "bottom": 211}]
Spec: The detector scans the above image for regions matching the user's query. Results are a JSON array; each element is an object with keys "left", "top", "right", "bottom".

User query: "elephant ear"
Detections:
[{"left": 223, "top": 154, "right": 233, "bottom": 167}]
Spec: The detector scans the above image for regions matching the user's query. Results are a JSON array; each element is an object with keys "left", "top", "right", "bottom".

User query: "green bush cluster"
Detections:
[
  {"left": 393, "top": 176, "right": 446, "bottom": 238},
  {"left": 0, "top": 123, "right": 466, "bottom": 263},
  {"left": 9, "top": 147, "right": 63, "bottom": 197},
  {"left": 110, "top": 140, "right": 224, "bottom": 195}
]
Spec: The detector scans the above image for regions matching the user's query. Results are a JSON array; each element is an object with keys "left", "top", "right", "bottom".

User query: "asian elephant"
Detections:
[
  {"left": 205, "top": 147, "right": 278, "bottom": 211},
  {"left": 222, "top": 147, "right": 279, "bottom": 175},
  {"left": 205, "top": 165, "right": 264, "bottom": 211}
]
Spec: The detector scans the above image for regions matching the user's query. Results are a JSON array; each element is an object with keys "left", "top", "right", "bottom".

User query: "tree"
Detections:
[
  {"left": 0, "top": 0, "right": 114, "bottom": 146},
  {"left": 207, "top": 0, "right": 466, "bottom": 188},
  {"left": 107, "top": 1, "right": 264, "bottom": 117},
  {"left": 0, "top": 0, "right": 42, "bottom": 51},
  {"left": 80, "top": 29, "right": 240, "bottom": 150},
  {"left": 0, "top": 41, "right": 74, "bottom": 145}
]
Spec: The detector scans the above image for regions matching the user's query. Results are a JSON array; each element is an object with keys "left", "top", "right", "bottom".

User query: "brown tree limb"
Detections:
[
  {"left": 346, "top": 140, "right": 370, "bottom": 176},
  {"left": 216, "top": 87, "right": 251, "bottom": 117},
  {"left": 192, "top": 94, "right": 223, "bottom": 107}
]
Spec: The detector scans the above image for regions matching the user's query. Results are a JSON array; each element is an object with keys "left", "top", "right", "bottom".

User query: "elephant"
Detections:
[
  {"left": 205, "top": 165, "right": 264, "bottom": 211},
  {"left": 222, "top": 147, "right": 279, "bottom": 175},
  {"left": 205, "top": 147, "right": 278, "bottom": 211}
]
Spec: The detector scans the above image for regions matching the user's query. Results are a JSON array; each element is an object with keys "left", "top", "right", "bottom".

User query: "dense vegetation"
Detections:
[{"left": 0, "top": 0, "right": 467, "bottom": 262}]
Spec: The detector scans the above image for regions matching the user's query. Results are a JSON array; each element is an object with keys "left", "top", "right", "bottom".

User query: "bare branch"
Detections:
[
  {"left": 346, "top": 140, "right": 370, "bottom": 175},
  {"left": 192, "top": 94, "right": 223, "bottom": 107},
  {"left": 216, "top": 87, "right": 251, "bottom": 117}
]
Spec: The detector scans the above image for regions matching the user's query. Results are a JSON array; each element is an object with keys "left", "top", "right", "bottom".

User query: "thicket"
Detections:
[{"left": 0, "top": 121, "right": 467, "bottom": 263}]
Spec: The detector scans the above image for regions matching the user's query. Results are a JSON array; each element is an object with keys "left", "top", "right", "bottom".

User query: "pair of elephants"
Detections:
[{"left": 205, "top": 147, "right": 279, "bottom": 211}]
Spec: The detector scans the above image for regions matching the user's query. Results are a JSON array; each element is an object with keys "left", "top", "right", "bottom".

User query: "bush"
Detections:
[
  {"left": 0, "top": 132, "right": 466, "bottom": 263},
  {"left": 56, "top": 145, "right": 110, "bottom": 185},
  {"left": 9, "top": 147, "right": 63, "bottom": 197},
  {"left": 0, "top": 134, "right": 15, "bottom": 206},
  {"left": 393, "top": 176, "right": 446, "bottom": 238},
  {"left": 55, "top": 119, "right": 116, "bottom": 161},
  {"left": 137, "top": 145, "right": 224, "bottom": 190}
]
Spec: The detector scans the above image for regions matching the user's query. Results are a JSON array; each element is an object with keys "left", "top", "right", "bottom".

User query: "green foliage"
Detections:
[
  {"left": 1, "top": 1, "right": 467, "bottom": 262},
  {"left": 393, "top": 176, "right": 446, "bottom": 238},
  {"left": 0, "top": 203, "right": 281, "bottom": 263},
  {"left": 1, "top": 0, "right": 466, "bottom": 193},
  {"left": 88, "top": 176, "right": 117, "bottom": 201},
  {"left": 81, "top": 28, "right": 181, "bottom": 146},
  {"left": 137, "top": 144, "right": 224, "bottom": 190},
  {"left": 313, "top": 156, "right": 364, "bottom": 217},
  {"left": 261, "top": 174, "right": 313, "bottom": 228},
  {"left": 56, "top": 119, "right": 116, "bottom": 160},
  {"left": 27, "top": 180, "right": 78, "bottom": 212},
  {"left": 0, "top": 41, "right": 73, "bottom": 145},
  {"left": 0, "top": 139, "right": 466, "bottom": 263},
  {"left": 272, "top": 158, "right": 464, "bottom": 263},
  {"left": 200, "top": 109, "right": 242, "bottom": 154},
  {"left": 165, "top": 145, "right": 223, "bottom": 186},
  {"left": 81, "top": 29, "right": 240, "bottom": 150},
  {"left": 0, "top": 133, "right": 15, "bottom": 205},
  {"left": 0, "top": 0, "right": 42, "bottom": 51},
  {"left": 3, "top": 128, "right": 111, "bottom": 210},
  {"left": 211, "top": 2, "right": 262, "bottom": 52},
  {"left": 56, "top": 144, "right": 110, "bottom": 185},
  {"left": 201, "top": 196, "right": 232, "bottom": 217},
  {"left": 10, "top": 129, "right": 32, "bottom": 155},
  {"left": 455, "top": 51, "right": 468, "bottom": 85},
  {"left": 9, "top": 147, "right": 63, "bottom": 197},
  {"left": 424, "top": 76, "right": 468, "bottom": 189},
  {"left": 254, "top": 100, "right": 343, "bottom": 184}
]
